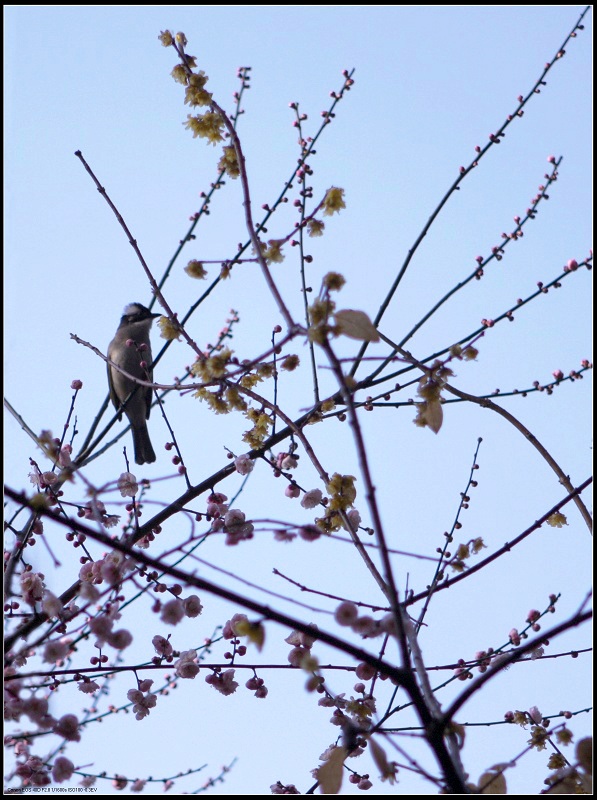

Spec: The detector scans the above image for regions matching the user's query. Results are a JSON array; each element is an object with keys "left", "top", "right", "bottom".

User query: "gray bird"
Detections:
[{"left": 108, "top": 302, "right": 160, "bottom": 465}]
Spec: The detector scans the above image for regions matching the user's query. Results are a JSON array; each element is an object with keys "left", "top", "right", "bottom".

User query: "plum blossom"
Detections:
[
  {"left": 106, "top": 628, "right": 133, "bottom": 650},
  {"left": 206, "top": 492, "right": 228, "bottom": 518},
  {"left": 206, "top": 669, "right": 238, "bottom": 696},
  {"left": 52, "top": 757, "right": 74, "bottom": 783},
  {"left": 152, "top": 635, "right": 173, "bottom": 657},
  {"left": 42, "top": 591, "right": 63, "bottom": 619},
  {"left": 127, "top": 685, "right": 157, "bottom": 720},
  {"left": 223, "top": 613, "right": 249, "bottom": 639},
  {"left": 16, "top": 756, "right": 51, "bottom": 787},
  {"left": 301, "top": 489, "right": 323, "bottom": 509},
  {"left": 117, "top": 472, "right": 138, "bottom": 497},
  {"left": 334, "top": 602, "right": 359, "bottom": 626},
  {"left": 183, "top": 594, "right": 203, "bottom": 618},
  {"left": 53, "top": 714, "right": 81, "bottom": 741},
  {"left": 175, "top": 650, "right": 200, "bottom": 679},
  {"left": 78, "top": 678, "right": 100, "bottom": 695},
  {"left": 234, "top": 454, "right": 254, "bottom": 475},
  {"left": 223, "top": 509, "right": 254, "bottom": 545},
  {"left": 42, "top": 639, "right": 69, "bottom": 664},
  {"left": 160, "top": 599, "right": 185, "bottom": 626},
  {"left": 20, "top": 572, "right": 45, "bottom": 606}
]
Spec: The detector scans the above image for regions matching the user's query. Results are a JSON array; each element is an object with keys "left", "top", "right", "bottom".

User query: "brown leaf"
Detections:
[{"left": 334, "top": 309, "right": 380, "bottom": 342}]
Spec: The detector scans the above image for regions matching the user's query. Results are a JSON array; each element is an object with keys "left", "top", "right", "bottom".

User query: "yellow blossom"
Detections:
[
  {"left": 463, "top": 346, "right": 479, "bottom": 361},
  {"left": 309, "top": 298, "right": 335, "bottom": 326},
  {"left": 256, "top": 362, "right": 275, "bottom": 378},
  {"left": 184, "top": 112, "right": 225, "bottom": 145},
  {"left": 456, "top": 543, "right": 470, "bottom": 561},
  {"left": 321, "top": 399, "right": 336, "bottom": 413},
  {"left": 193, "top": 388, "right": 230, "bottom": 414},
  {"left": 158, "top": 30, "right": 173, "bottom": 47},
  {"left": 281, "top": 355, "right": 299, "bottom": 371},
  {"left": 307, "top": 218, "right": 325, "bottom": 237},
  {"left": 326, "top": 473, "right": 356, "bottom": 511},
  {"left": 184, "top": 260, "right": 207, "bottom": 279},
  {"left": 262, "top": 240, "right": 285, "bottom": 264},
  {"left": 323, "top": 272, "right": 346, "bottom": 292},
  {"left": 185, "top": 85, "right": 213, "bottom": 107},
  {"left": 547, "top": 511, "right": 568, "bottom": 528},
  {"left": 322, "top": 187, "right": 346, "bottom": 216},
  {"left": 217, "top": 145, "right": 240, "bottom": 178},
  {"left": 157, "top": 315, "right": 182, "bottom": 341},
  {"left": 528, "top": 725, "right": 549, "bottom": 751},
  {"left": 225, "top": 386, "right": 247, "bottom": 411},
  {"left": 547, "top": 753, "right": 567, "bottom": 770},
  {"left": 171, "top": 64, "right": 188, "bottom": 85},
  {"left": 555, "top": 728, "right": 573, "bottom": 746},
  {"left": 240, "top": 373, "right": 264, "bottom": 389}
]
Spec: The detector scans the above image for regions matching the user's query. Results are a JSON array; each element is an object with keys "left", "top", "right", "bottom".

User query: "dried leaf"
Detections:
[
  {"left": 334, "top": 309, "right": 380, "bottom": 342},
  {"left": 425, "top": 400, "right": 443, "bottom": 434},
  {"left": 317, "top": 746, "right": 346, "bottom": 794},
  {"left": 478, "top": 770, "right": 507, "bottom": 794},
  {"left": 576, "top": 737, "right": 592, "bottom": 774}
]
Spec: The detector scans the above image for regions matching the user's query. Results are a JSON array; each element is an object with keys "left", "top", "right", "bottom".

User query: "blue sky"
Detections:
[{"left": 4, "top": 5, "right": 592, "bottom": 795}]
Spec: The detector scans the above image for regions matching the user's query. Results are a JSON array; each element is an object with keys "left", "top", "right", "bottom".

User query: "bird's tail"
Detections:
[{"left": 132, "top": 425, "right": 156, "bottom": 465}]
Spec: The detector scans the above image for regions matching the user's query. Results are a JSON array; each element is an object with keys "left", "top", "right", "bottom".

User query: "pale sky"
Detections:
[{"left": 4, "top": 5, "right": 592, "bottom": 795}]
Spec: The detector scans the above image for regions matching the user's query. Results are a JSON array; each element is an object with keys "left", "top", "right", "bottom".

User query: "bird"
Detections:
[{"left": 107, "top": 302, "right": 160, "bottom": 465}]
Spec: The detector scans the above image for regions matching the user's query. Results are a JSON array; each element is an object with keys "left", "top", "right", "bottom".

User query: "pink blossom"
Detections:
[
  {"left": 342, "top": 509, "right": 362, "bottom": 531},
  {"left": 53, "top": 714, "right": 81, "bottom": 741},
  {"left": 301, "top": 488, "right": 323, "bottom": 509},
  {"left": 285, "top": 483, "right": 300, "bottom": 499},
  {"left": 160, "top": 599, "right": 185, "bottom": 626},
  {"left": 127, "top": 687, "right": 157, "bottom": 720},
  {"left": 175, "top": 651, "right": 200, "bottom": 679},
  {"left": 351, "top": 615, "right": 379, "bottom": 637},
  {"left": 334, "top": 601, "right": 359, "bottom": 627},
  {"left": 78, "top": 679, "right": 100, "bottom": 694},
  {"left": 528, "top": 705, "right": 543, "bottom": 724},
  {"left": 52, "top": 757, "right": 74, "bottom": 783},
  {"left": 118, "top": 472, "right": 138, "bottom": 497},
  {"left": 287, "top": 646, "right": 311, "bottom": 667},
  {"left": 42, "top": 591, "right": 63, "bottom": 619},
  {"left": 206, "top": 492, "right": 228, "bottom": 517},
  {"left": 298, "top": 525, "right": 321, "bottom": 541},
  {"left": 206, "top": 668, "right": 238, "bottom": 696},
  {"left": 355, "top": 662, "right": 376, "bottom": 681},
  {"left": 234, "top": 453, "right": 254, "bottom": 475},
  {"left": 59, "top": 445, "right": 73, "bottom": 467},
  {"left": 22, "top": 696, "right": 53, "bottom": 727},
  {"left": 183, "top": 594, "right": 203, "bottom": 618},
  {"left": 107, "top": 629, "right": 133, "bottom": 650},
  {"left": 89, "top": 614, "right": 114, "bottom": 644},
  {"left": 223, "top": 509, "right": 254, "bottom": 545},
  {"left": 223, "top": 613, "right": 248, "bottom": 639},
  {"left": 152, "top": 635, "right": 173, "bottom": 657},
  {"left": 42, "top": 639, "right": 69, "bottom": 664},
  {"left": 509, "top": 628, "right": 521, "bottom": 646},
  {"left": 20, "top": 572, "right": 45, "bottom": 606}
]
